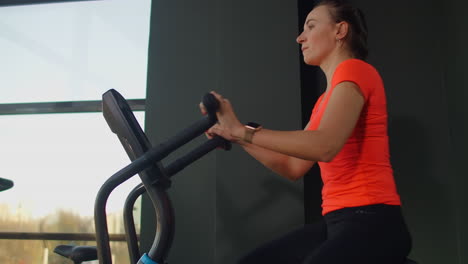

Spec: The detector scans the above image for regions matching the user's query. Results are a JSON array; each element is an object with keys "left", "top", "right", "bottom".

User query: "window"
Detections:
[{"left": 0, "top": 0, "right": 151, "bottom": 263}]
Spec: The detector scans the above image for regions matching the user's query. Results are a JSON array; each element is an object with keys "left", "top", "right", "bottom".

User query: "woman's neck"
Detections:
[{"left": 320, "top": 50, "right": 354, "bottom": 91}]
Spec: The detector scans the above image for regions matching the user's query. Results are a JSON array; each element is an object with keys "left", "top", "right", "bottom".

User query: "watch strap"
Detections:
[{"left": 244, "top": 122, "right": 262, "bottom": 143}]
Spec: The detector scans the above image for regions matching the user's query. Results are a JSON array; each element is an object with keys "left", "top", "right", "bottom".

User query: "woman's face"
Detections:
[{"left": 296, "top": 5, "right": 338, "bottom": 66}]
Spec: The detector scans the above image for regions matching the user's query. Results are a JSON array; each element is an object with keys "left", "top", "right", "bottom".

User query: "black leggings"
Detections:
[{"left": 238, "top": 204, "right": 412, "bottom": 264}]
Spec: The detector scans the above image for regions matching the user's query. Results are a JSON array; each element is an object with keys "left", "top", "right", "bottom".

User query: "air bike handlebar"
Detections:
[
  {"left": 0, "top": 177, "right": 14, "bottom": 192},
  {"left": 122, "top": 135, "right": 232, "bottom": 263},
  {"left": 94, "top": 89, "right": 230, "bottom": 264}
]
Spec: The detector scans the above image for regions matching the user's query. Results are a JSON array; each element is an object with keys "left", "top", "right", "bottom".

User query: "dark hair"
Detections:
[{"left": 315, "top": 0, "right": 369, "bottom": 60}]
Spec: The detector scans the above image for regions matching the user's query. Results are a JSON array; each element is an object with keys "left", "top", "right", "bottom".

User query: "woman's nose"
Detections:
[{"left": 296, "top": 32, "right": 305, "bottom": 44}]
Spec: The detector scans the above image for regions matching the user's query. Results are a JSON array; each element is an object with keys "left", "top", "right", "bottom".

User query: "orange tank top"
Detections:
[{"left": 308, "top": 59, "right": 401, "bottom": 215}]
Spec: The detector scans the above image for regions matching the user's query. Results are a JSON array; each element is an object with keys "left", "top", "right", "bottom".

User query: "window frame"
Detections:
[
  {"left": 0, "top": 0, "right": 95, "bottom": 7},
  {"left": 0, "top": 99, "right": 145, "bottom": 115},
  {"left": 0, "top": 0, "right": 147, "bottom": 245}
]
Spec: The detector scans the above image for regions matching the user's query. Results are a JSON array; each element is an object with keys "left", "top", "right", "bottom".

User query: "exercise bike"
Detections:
[
  {"left": 53, "top": 89, "right": 419, "bottom": 264},
  {"left": 54, "top": 89, "right": 230, "bottom": 264}
]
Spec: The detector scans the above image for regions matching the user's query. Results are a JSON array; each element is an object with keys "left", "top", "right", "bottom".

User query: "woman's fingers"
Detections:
[
  {"left": 201, "top": 91, "right": 225, "bottom": 115},
  {"left": 207, "top": 125, "right": 233, "bottom": 141},
  {"left": 204, "top": 131, "right": 214, "bottom": 139},
  {"left": 199, "top": 102, "right": 207, "bottom": 115},
  {"left": 210, "top": 91, "right": 222, "bottom": 100},
  {"left": 201, "top": 91, "right": 240, "bottom": 143},
  {"left": 210, "top": 91, "right": 227, "bottom": 107},
  {"left": 209, "top": 91, "right": 234, "bottom": 116},
  {"left": 201, "top": 93, "right": 228, "bottom": 140},
  {"left": 204, "top": 126, "right": 218, "bottom": 139}
]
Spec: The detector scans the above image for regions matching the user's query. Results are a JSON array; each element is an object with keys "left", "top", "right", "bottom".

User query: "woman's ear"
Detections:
[{"left": 336, "top": 21, "right": 349, "bottom": 40}]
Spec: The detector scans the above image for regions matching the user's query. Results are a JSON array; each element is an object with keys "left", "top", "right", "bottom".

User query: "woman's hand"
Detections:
[{"left": 199, "top": 91, "right": 245, "bottom": 143}]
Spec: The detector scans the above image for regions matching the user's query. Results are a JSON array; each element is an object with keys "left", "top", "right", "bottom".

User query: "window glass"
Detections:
[
  {"left": 0, "top": 112, "right": 144, "bottom": 234},
  {"left": 0, "top": 2, "right": 151, "bottom": 262},
  {"left": 0, "top": 0, "right": 151, "bottom": 103}
]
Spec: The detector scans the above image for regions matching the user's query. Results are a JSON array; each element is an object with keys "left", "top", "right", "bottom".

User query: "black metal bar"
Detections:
[
  {"left": 165, "top": 136, "right": 230, "bottom": 177},
  {"left": 95, "top": 116, "right": 216, "bottom": 263},
  {"left": 94, "top": 157, "right": 153, "bottom": 264},
  {"left": 145, "top": 185, "right": 174, "bottom": 263},
  {"left": 124, "top": 184, "right": 146, "bottom": 264},
  {"left": 0, "top": 0, "right": 95, "bottom": 7},
  {"left": 0, "top": 99, "right": 145, "bottom": 115},
  {"left": 94, "top": 145, "right": 181, "bottom": 263},
  {"left": 95, "top": 91, "right": 220, "bottom": 263},
  {"left": 0, "top": 232, "right": 132, "bottom": 241},
  {"left": 0, "top": 177, "right": 14, "bottom": 192},
  {"left": 154, "top": 116, "right": 214, "bottom": 157}
]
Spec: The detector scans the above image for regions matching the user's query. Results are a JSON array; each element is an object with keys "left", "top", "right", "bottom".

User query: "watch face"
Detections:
[{"left": 246, "top": 122, "right": 260, "bottom": 129}]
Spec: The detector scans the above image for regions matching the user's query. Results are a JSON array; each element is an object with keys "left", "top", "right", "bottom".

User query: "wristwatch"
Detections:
[{"left": 244, "top": 122, "right": 262, "bottom": 143}]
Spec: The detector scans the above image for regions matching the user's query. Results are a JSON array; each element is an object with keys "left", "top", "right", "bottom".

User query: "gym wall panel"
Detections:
[
  {"left": 143, "top": 0, "right": 468, "bottom": 263},
  {"left": 143, "top": 0, "right": 303, "bottom": 263},
  {"left": 445, "top": 1, "right": 468, "bottom": 263},
  {"left": 350, "top": 0, "right": 466, "bottom": 263},
  {"left": 142, "top": 0, "right": 220, "bottom": 262},
  {"left": 212, "top": 1, "right": 304, "bottom": 263}
]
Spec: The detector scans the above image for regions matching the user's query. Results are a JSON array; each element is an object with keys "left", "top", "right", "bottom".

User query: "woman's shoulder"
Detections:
[
  {"left": 337, "top": 58, "right": 378, "bottom": 73},
  {"left": 332, "top": 59, "right": 384, "bottom": 100},
  {"left": 333, "top": 58, "right": 381, "bottom": 83}
]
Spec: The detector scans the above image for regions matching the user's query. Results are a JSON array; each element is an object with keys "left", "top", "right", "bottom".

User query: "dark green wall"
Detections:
[
  {"left": 445, "top": 1, "right": 468, "bottom": 263},
  {"left": 143, "top": 1, "right": 303, "bottom": 263},
  {"left": 142, "top": 0, "right": 468, "bottom": 263},
  {"left": 352, "top": 0, "right": 468, "bottom": 263}
]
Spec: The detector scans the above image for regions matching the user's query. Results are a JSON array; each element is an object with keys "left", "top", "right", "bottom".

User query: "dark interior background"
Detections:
[{"left": 142, "top": 0, "right": 468, "bottom": 263}]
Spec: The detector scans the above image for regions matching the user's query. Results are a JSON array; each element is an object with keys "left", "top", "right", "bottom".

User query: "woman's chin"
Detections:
[{"left": 304, "top": 57, "right": 320, "bottom": 66}]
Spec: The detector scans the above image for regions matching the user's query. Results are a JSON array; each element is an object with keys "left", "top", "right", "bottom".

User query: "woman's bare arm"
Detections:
[
  {"left": 238, "top": 122, "right": 316, "bottom": 181},
  {"left": 238, "top": 82, "right": 364, "bottom": 162},
  {"left": 203, "top": 82, "right": 364, "bottom": 179}
]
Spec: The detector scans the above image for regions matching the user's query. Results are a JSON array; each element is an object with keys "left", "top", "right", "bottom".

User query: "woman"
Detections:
[{"left": 201, "top": 0, "right": 412, "bottom": 263}]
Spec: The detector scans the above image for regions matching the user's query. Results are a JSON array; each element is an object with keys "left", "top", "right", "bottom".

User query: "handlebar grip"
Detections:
[
  {"left": 164, "top": 136, "right": 232, "bottom": 177},
  {"left": 202, "top": 93, "right": 219, "bottom": 121},
  {"left": 217, "top": 136, "right": 232, "bottom": 151},
  {"left": 0, "top": 178, "right": 14, "bottom": 192}
]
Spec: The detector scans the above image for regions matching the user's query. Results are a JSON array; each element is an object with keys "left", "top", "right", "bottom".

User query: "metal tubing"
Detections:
[
  {"left": 124, "top": 184, "right": 146, "bottom": 264},
  {"left": 95, "top": 115, "right": 215, "bottom": 263},
  {"left": 95, "top": 150, "right": 162, "bottom": 264},
  {"left": 165, "top": 136, "right": 228, "bottom": 177}
]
